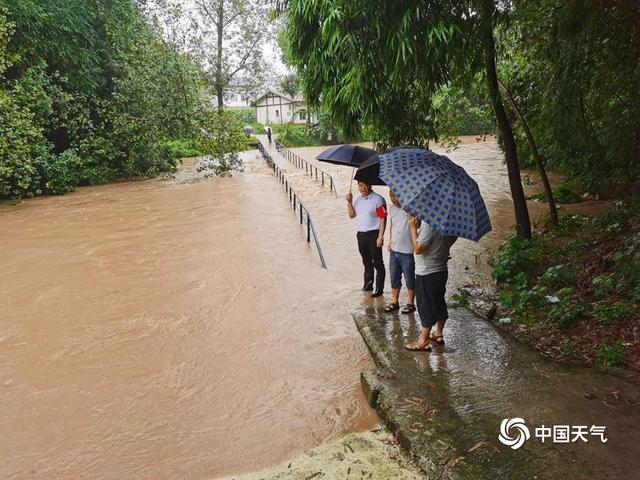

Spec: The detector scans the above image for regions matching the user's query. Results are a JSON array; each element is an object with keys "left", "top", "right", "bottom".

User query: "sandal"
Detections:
[
  {"left": 384, "top": 302, "right": 399, "bottom": 312},
  {"left": 405, "top": 341, "right": 432, "bottom": 352},
  {"left": 401, "top": 304, "right": 416, "bottom": 314},
  {"left": 430, "top": 333, "right": 445, "bottom": 345}
]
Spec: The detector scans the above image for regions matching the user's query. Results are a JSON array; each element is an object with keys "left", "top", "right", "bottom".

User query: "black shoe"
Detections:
[
  {"left": 370, "top": 290, "right": 383, "bottom": 298},
  {"left": 361, "top": 280, "right": 374, "bottom": 291}
]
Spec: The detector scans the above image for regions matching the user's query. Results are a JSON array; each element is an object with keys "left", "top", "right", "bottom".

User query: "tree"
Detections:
[
  {"left": 193, "top": 0, "right": 273, "bottom": 108},
  {"left": 279, "top": 72, "right": 299, "bottom": 97},
  {"left": 498, "top": 78, "right": 558, "bottom": 227},
  {"left": 501, "top": 0, "right": 640, "bottom": 197},
  {"left": 1, "top": 0, "right": 246, "bottom": 199},
  {"left": 282, "top": 0, "right": 532, "bottom": 238},
  {"left": 477, "top": 0, "right": 531, "bottom": 238}
]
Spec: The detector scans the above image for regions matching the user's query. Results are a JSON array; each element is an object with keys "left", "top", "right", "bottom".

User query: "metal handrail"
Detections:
[
  {"left": 257, "top": 142, "right": 328, "bottom": 269},
  {"left": 274, "top": 139, "right": 337, "bottom": 196}
]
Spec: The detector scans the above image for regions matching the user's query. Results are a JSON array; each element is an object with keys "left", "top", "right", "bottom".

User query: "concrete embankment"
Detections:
[{"left": 355, "top": 305, "right": 640, "bottom": 479}]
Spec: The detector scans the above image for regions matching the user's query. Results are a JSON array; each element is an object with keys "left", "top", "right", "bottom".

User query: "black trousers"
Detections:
[
  {"left": 357, "top": 230, "right": 385, "bottom": 290},
  {"left": 415, "top": 271, "right": 449, "bottom": 328}
]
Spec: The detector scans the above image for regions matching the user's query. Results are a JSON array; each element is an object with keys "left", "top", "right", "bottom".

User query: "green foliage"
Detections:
[
  {"left": 283, "top": 0, "right": 477, "bottom": 148},
  {"left": 596, "top": 341, "right": 627, "bottom": 368},
  {"left": 539, "top": 264, "right": 575, "bottom": 289},
  {"left": 279, "top": 72, "right": 300, "bottom": 98},
  {"left": 592, "top": 301, "right": 633, "bottom": 326},
  {"left": 531, "top": 182, "right": 582, "bottom": 204},
  {"left": 502, "top": 1, "right": 640, "bottom": 196},
  {"left": 249, "top": 122, "right": 265, "bottom": 134},
  {"left": 236, "top": 108, "right": 257, "bottom": 125},
  {"left": 492, "top": 195, "right": 638, "bottom": 367},
  {"left": 548, "top": 297, "right": 586, "bottom": 330},
  {"left": 43, "top": 149, "right": 81, "bottom": 195},
  {"left": 491, "top": 235, "right": 540, "bottom": 283},
  {"left": 197, "top": 109, "right": 247, "bottom": 176},
  {"left": 0, "top": 87, "right": 49, "bottom": 198},
  {"left": 274, "top": 124, "right": 322, "bottom": 148},
  {"left": 160, "top": 140, "right": 202, "bottom": 161},
  {"left": 451, "top": 288, "right": 471, "bottom": 306},
  {"left": 432, "top": 80, "right": 494, "bottom": 143},
  {"left": 1, "top": 0, "right": 245, "bottom": 199},
  {"left": 591, "top": 274, "right": 615, "bottom": 299}
]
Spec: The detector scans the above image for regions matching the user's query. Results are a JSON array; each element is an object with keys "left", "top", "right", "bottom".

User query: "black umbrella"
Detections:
[
  {"left": 354, "top": 154, "right": 386, "bottom": 186},
  {"left": 316, "top": 144, "right": 377, "bottom": 167}
]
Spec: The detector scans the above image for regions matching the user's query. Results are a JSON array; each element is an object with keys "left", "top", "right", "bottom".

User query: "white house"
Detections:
[{"left": 254, "top": 90, "right": 313, "bottom": 125}]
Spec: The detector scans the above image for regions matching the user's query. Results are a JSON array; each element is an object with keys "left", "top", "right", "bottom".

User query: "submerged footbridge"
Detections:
[{"left": 257, "top": 137, "right": 335, "bottom": 269}]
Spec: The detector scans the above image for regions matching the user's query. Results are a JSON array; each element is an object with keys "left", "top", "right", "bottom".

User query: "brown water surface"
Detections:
[{"left": 0, "top": 152, "right": 378, "bottom": 480}]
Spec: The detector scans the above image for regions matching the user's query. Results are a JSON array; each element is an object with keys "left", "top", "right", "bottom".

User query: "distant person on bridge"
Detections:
[
  {"left": 346, "top": 180, "right": 387, "bottom": 297},
  {"left": 385, "top": 190, "right": 417, "bottom": 314},
  {"left": 266, "top": 125, "right": 272, "bottom": 144}
]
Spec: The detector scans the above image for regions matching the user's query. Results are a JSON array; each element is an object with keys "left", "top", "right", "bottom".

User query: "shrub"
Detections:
[
  {"left": 531, "top": 182, "right": 582, "bottom": 204},
  {"left": 548, "top": 298, "right": 587, "bottom": 329},
  {"left": 592, "top": 301, "right": 633, "bottom": 325},
  {"left": 197, "top": 109, "right": 247, "bottom": 176},
  {"left": 491, "top": 234, "right": 540, "bottom": 284},
  {"left": 249, "top": 122, "right": 265, "bottom": 134},
  {"left": 160, "top": 139, "right": 202, "bottom": 161},
  {"left": 540, "top": 264, "right": 575, "bottom": 289},
  {"left": 275, "top": 123, "right": 321, "bottom": 147},
  {"left": 451, "top": 288, "right": 471, "bottom": 306},
  {"left": 591, "top": 274, "right": 615, "bottom": 299},
  {"left": 596, "top": 341, "right": 627, "bottom": 368},
  {"left": 78, "top": 162, "right": 115, "bottom": 186},
  {"left": 43, "top": 149, "right": 81, "bottom": 194},
  {"left": 0, "top": 88, "right": 50, "bottom": 198}
]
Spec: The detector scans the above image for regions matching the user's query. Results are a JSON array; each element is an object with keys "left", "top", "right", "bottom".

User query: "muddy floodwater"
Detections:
[{"left": 1, "top": 139, "right": 563, "bottom": 479}]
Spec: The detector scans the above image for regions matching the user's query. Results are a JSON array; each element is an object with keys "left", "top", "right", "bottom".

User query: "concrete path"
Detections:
[{"left": 357, "top": 306, "right": 640, "bottom": 479}]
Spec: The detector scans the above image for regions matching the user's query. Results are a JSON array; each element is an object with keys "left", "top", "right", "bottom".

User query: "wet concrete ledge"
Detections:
[{"left": 354, "top": 306, "right": 640, "bottom": 479}]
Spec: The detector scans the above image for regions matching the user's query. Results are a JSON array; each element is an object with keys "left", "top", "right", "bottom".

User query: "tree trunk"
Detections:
[
  {"left": 498, "top": 79, "right": 559, "bottom": 227},
  {"left": 215, "top": 0, "right": 224, "bottom": 109},
  {"left": 480, "top": 0, "right": 531, "bottom": 239}
]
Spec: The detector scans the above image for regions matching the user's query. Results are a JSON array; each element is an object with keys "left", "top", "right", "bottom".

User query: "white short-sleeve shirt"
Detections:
[
  {"left": 353, "top": 192, "right": 385, "bottom": 232},
  {"left": 389, "top": 204, "right": 413, "bottom": 254}
]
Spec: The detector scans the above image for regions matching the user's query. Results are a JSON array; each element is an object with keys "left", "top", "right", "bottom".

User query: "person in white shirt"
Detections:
[
  {"left": 346, "top": 180, "right": 387, "bottom": 297},
  {"left": 385, "top": 190, "right": 417, "bottom": 313}
]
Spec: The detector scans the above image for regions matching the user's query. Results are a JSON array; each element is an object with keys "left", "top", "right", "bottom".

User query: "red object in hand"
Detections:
[{"left": 376, "top": 204, "right": 388, "bottom": 218}]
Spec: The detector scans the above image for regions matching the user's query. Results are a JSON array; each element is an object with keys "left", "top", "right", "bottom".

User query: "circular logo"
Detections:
[{"left": 498, "top": 418, "right": 531, "bottom": 450}]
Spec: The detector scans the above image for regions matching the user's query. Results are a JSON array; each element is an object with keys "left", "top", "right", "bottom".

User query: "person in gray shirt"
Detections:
[{"left": 404, "top": 214, "right": 457, "bottom": 352}]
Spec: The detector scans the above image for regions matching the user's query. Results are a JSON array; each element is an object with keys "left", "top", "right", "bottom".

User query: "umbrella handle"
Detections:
[{"left": 350, "top": 168, "right": 355, "bottom": 193}]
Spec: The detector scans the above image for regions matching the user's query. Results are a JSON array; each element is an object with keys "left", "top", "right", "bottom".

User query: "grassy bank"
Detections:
[{"left": 471, "top": 197, "right": 639, "bottom": 373}]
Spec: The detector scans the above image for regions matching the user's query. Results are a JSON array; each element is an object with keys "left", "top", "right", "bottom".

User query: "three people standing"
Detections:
[{"left": 347, "top": 186, "right": 457, "bottom": 352}]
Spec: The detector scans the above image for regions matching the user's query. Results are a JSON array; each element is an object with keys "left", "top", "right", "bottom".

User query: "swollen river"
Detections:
[{"left": 0, "top": 139, "right": 548, "bottom": 479}]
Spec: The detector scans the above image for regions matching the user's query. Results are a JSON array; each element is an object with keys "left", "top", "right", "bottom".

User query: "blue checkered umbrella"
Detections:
[{"left": 379, "top": 148, "right": 492, "bottom": 241}]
